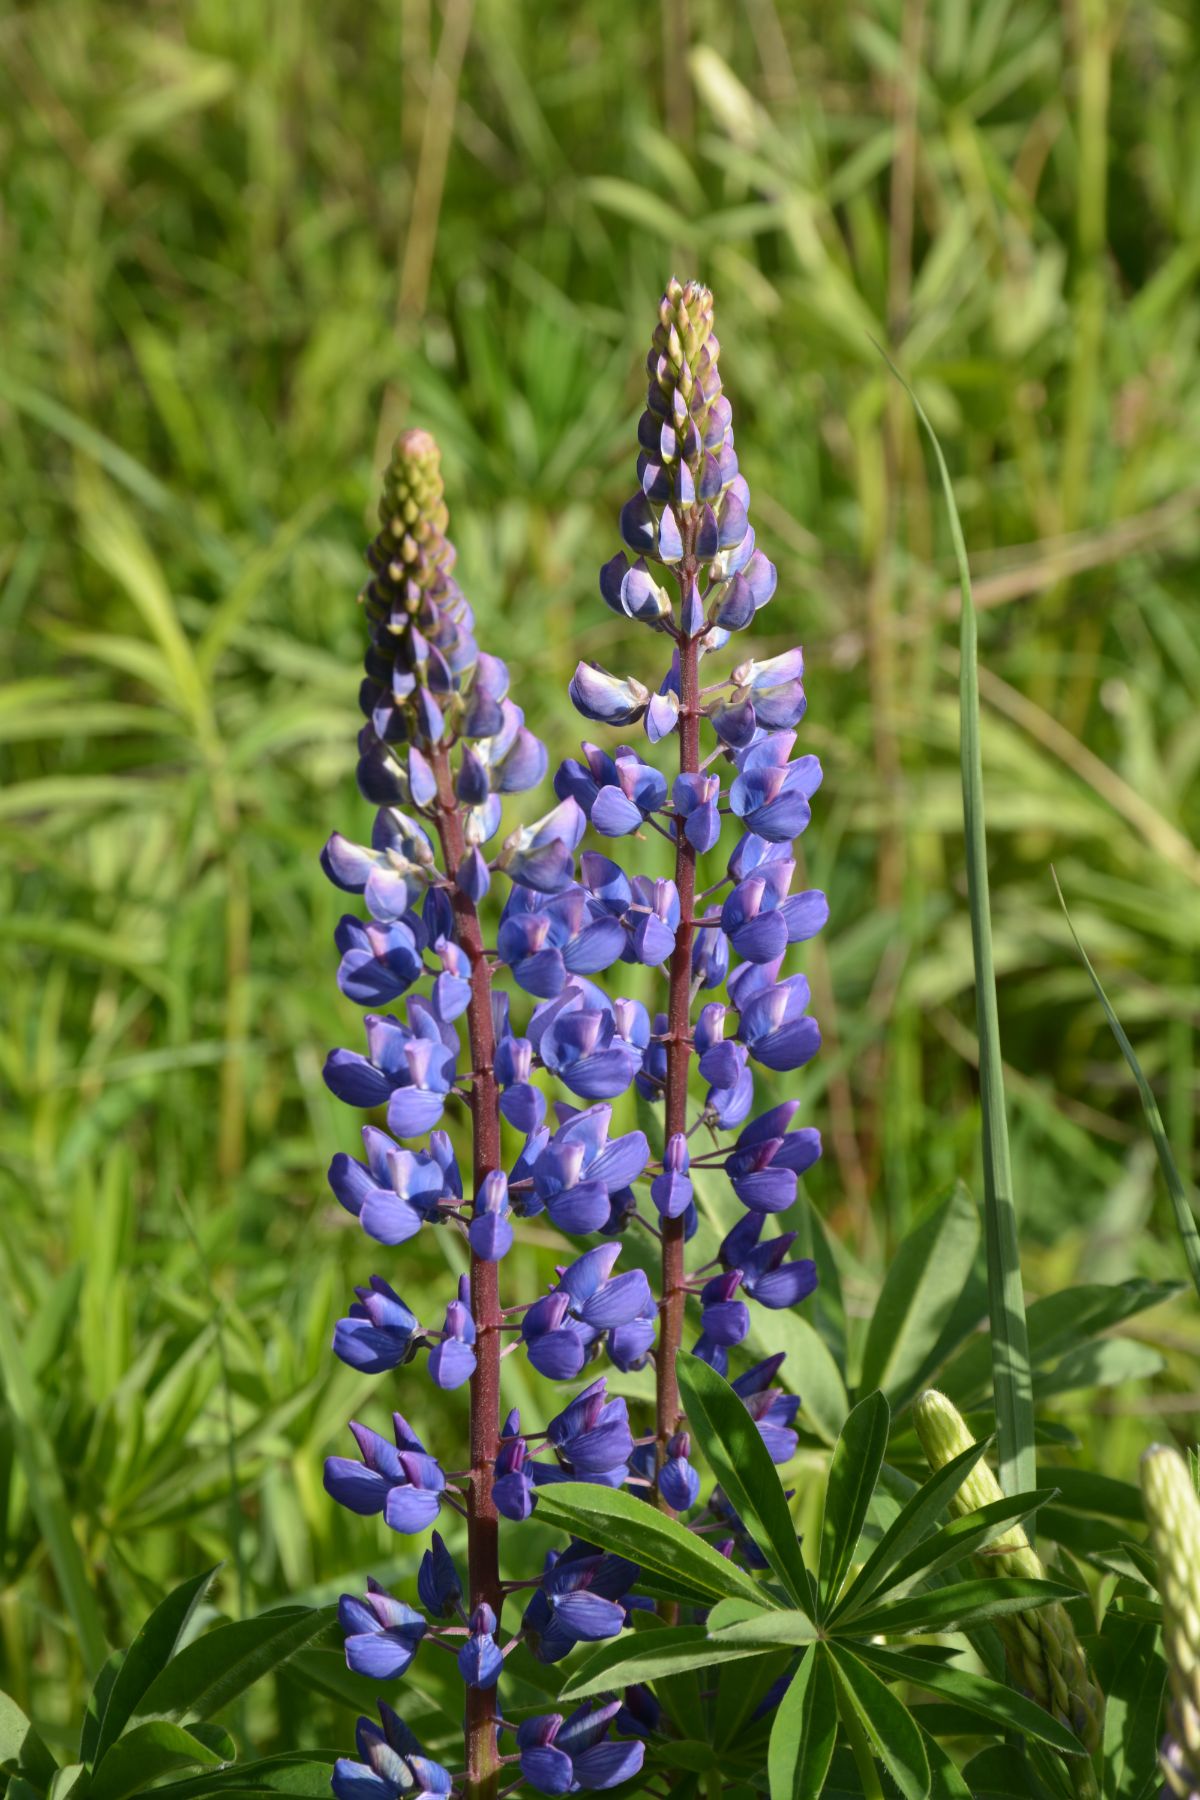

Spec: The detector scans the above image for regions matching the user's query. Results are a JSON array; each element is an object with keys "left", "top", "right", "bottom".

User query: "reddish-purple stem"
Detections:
[
  {"left": 432, "top": 747, "right": 502, "bottom": 1800},
  {"left": 656, "top": 537, "right": 702, "bottom": 1476}
]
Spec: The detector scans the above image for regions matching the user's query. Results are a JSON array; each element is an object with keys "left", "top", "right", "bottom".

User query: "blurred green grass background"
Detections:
[{"left": 1, "top": 0, "right": 1198, "bottom": 1760}]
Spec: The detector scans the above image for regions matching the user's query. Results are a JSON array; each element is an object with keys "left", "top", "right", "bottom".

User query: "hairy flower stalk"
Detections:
[
  {"left": 1141, "top": 1444, "right": 1200, "bottom": 1796},
  {"left": 320, "top": 281, "right": 827, "bottom": 1797},
  {"left": 914, "top": 1390, "right": 1103, "bottom": 1795}
]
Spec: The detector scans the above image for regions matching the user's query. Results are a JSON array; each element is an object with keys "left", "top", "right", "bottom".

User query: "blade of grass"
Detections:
[
  {"left": 884, "top": 349, "right": 1036, "bottom": 1504},
  {"left": 1052, "top": 867, "right": 1200, "bottom": 1299},
  {"left": 0, "top": 1292, "right": 109, "bottom": 1678}
]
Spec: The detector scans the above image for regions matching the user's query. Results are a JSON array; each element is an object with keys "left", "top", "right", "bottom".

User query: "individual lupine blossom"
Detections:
[
  {"left": 320, "top": 429, "right": 649, "bottom": 1797},
  {"left": 332, "top": 1705, "right": 452, "bottom": 1800},
  {"left": 1141, "top": 1444, "right": 1200, "bottom": 1798},
  {"left": 914, "top": 1390, "right": 1103, "bottom": 1799}
]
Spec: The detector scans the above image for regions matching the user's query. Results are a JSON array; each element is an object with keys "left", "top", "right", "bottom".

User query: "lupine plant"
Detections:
[{"left": 316, "top": 280, "right": 828, "bottom": 1798}]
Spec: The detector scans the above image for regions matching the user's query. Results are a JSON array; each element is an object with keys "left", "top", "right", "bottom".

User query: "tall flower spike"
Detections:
[
  {"left": 914, "top": 1390, "right": 1103, "bottom": 1796},
  {"left": 570, "top": 276, "right": 826, "bottom": 1493},
  {"left": 321, "top": 429, "right": 646, "bottom": 1800},
  {"left": 1142, "top": 1444, "right": 1200, "bottom": 1797}
]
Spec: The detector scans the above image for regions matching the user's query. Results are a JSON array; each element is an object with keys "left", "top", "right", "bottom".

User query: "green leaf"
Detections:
[
  {"left": 151, "top": 1754, "right": 338, "bottom": 1800},
  {"left": 676, "top": 1355, "right": 812, "bottom": 1611},
  {"left": 1053, "top": 870, "right": 1200, "bottom": 1301},
  {"left": 829, "top": 1644, "right": 929, "bottom": 1800},
  {"left": 1036, "top": 1337, "right": 1165, "bottom": 1397},
  {"left": 707, "top": 1610, "right": 817, "bottom": 1648},
  {"left": 47, "top": 1766, "right": 87, "bottom": 1800},
  {"left": 767, "top": 1647, "right": 837, "bottom": 1800},
  {"left": 924, "top": 1735, "right": 973, "bottom": 1800},
  {"left": 1098, "top": 1617, "right": 1168, "bottom": 1800},
  {"left": 93, "top": 1567, "right": 220, "bottom": 1763},
  {"left": 80, "top": 1655, "right": 126, "bottom": 1769},
  {"left": 832, "top": 1437, "right": 989, "bottom": 1621},
  {"left": 853, "top": 1644, "right": 1087, "bottom": 1755},
  {"left": 90, "top": 1723, "right": 227, "bottom": 1800},
  {"left": 0, "top": 1691, "right": 59, "bottom": 1793},
  {"left": 818, "top": 1390, "right": 890, "bottom": 1616},
  {"left": 847, "top": 1575, "right": 1078, "bottom": 1638},
  {"left": 938, "top": 1279, "right": 1176, "bottom": 1411},
  {"left": 896, "top": 360, "right": 1035, "bottom": 1503},
  {"left": 558, "top": 1625, "right": 767, "bottom": 1700},
  {"left": 121, "top": 1607, "right": 334, "bottom": 1730},
  {"left": 880, "top": 1491, "right": 1057, "bottom": 1596},
  {"left": 858, "top": 1185, "right": 980, "bottom": 1404},
  {"left": 0, "top": 1305, "right": 110, "bottom": 1679},
  {"left": 530, "top": 1483, "right": 763, "bottom": 1605}
]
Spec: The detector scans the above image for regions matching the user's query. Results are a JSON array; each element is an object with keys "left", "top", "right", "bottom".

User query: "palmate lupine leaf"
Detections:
[
  {"left": 1053, "top": 870, "right": 1200, "bottom": 1301},
  {"left": 889, "top": 355, "right": 1036, "bottom": 1505},
  {"left": 828, "top": 1436, "right": 990, "bottom": 1621}
]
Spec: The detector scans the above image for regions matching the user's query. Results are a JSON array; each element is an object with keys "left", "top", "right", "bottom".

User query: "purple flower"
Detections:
[
  {"left": 324, "top": 1413, "right": 446, "bottom": 1534},
  {"left": 333, "top": 1276, "right": 424, "bottom": 1375},
  {"left": 498, "top": 798, "right": 586, "bottom": 894},
  {"left": 494, "top": 1410, "right": 535, "bottom": 1522},
  {"left": 634, "top": 1011, "right": 668, "bottom": 1101},
  {"left": 469, "top": 1169, "right": 514, "bottom": 1262},
  {"left": 428, "top": 1276, "right": 476, "bottom": 1390},
  {"left": 497, "top": 884, "right": 625, "bottom": 998},
  {"left": 726, "top": 1101, "right": 822, "bottom": 1210},
  {"left": 522, "top": 1541, "right": 640, "bottom": 1662},
  {"left": 651, "top": 1133, "right": 692, "bottom": 1221},
  {"left": 457, "top": 1602, "right": 502, "bottom": 1689},
  {"left": 735, "top": 972, "right": 821, "bottom": 1074},
  {"left": 580, "top": 855, "right": 679, "bottom": 967},
  {"left": 658, "top": 1431, "right": 700, "bottom": 1512},
  {"left": 330, "top": 1130, "right": 459, "bottom": 1247},
  {"left": 321, "top": 808, "right": 437, "bottom": 918},
  {"left": 696, "top": 1003, "right": 755, "bottom": 1128},
  {"left": 417, "top": 1531, "right": 463, "bottom": 1618},
  {"left": 529, "top": 988, "right": 649, "bottom": 1103},
  {"left": 568, "top": 664, "right": 650, "bottom": 728},
  {"left": 719, "top": 1214, "right": 819, "bottom": 1309},
  {"left": 514, "top": 1102, "right": 649, "bottom": 1237},
  {"left": 332, "top": 1704, "right": 452, "bottom": 1800},
  {"left": 729, "top": 734, "right": 823, "bottom": 842},
  {"left": 720, "top": 855, "right": 828, "bottom": 965},
  {"left": 542, "top": 1378, "right": 634, "bottom": 1484},
  {"left": 516, "top": 1702, "right": 645, "bottom": 1795},
  {"left": 733, "top": 1355, "right": 801, "bottom": 1464},
  {"left": 338, "top": 1579, "right": 426, "bottom": 1680},
  {"left": 693, "top": 1270, "right": 750, "bottom": 1373},
  {"left": 494, "top": 1030, "right": 546, "bottom": 1132},
  {"left": 323, "top": 1004, "right": 457, "bottom": 1136},
  {"left": 333, "top": 915, "right": 425, "bottom": 1007},
  {"left": 522, "top": 1244, "right": 653, "bottom": 1381},
  {"left": 555, "top": 744, "right": 667, "bottom": 836},
  {"left": 672, "top": 771, "right": 721, "bottom": 852}
]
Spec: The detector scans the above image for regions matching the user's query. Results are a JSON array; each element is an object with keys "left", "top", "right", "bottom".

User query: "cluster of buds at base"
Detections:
[
  {"left": 319, "top": 281, "right": 827, "bottom": 1797},
  {"left": 1142, "top": 1445, "right": 1200, "bottom": 1797},
  {"left": 913, "top": 1391, "right": 1104, "bottom": 1796}
]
